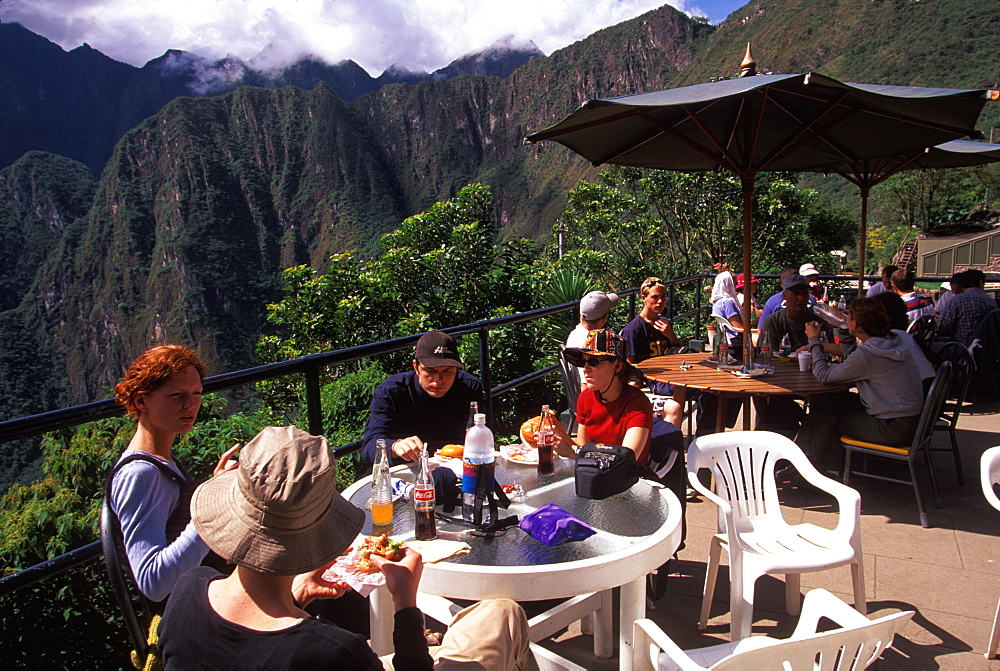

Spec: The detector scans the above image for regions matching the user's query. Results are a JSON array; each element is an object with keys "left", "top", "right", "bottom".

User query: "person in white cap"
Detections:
[
  {"left": 566, "top": 290, "right": 620, "bottom": 383},
  {"left": 566, "top": 290, "right": 620, "bottom": 348},
  {"left": 159, "top": 426, "right": 530, "bottom": 670},
  {"left": 799, "top": 263, "right": 827, "bottom": 303}
]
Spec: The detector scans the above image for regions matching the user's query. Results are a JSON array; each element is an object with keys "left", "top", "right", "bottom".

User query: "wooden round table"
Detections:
[{"left": 636, "top": 352, "right": 849, "bottom": 433}]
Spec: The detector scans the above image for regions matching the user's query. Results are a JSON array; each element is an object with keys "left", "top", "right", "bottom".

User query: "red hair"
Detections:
[{"left": 115, "top": 345, "right": 205, "bottom": 417}]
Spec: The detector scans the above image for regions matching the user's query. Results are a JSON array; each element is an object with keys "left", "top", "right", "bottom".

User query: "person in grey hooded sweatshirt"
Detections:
[{"left": 799, "top": 297, "right": 924, "bottom": 472}]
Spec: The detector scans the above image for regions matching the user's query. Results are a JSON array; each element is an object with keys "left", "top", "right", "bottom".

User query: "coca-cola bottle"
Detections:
[
  {"left": 758, "top": 332, "right": 774, "bottom": 373},
  {"left": 466, "top": 401, "right": 478, "bottom": 433},
  {"left": 719, "top": 335, "right": 731, "bottom": 365},
  {"left": 413, "top": 445, "right": 436, "bottom": 540},
  {"left": 536, "top": 405, "right": 556, "bottom": 476}
]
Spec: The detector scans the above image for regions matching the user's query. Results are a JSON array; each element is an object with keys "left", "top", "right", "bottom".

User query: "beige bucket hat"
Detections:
[{"left": 191, "top": 425, "right": 364, "bottom": 576}]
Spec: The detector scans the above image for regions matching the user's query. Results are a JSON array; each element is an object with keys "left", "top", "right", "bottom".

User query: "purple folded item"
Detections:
[{"left": 519, "top": 503, "right": 596, "bottom": 546}]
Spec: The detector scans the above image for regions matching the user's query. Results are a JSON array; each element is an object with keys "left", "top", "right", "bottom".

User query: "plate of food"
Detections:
[
  {"left": 501, "top": 443, "right": 538, "bottom": 465},
  {"left": 323, "top": 533, "right": 406, "bottom": 597}
]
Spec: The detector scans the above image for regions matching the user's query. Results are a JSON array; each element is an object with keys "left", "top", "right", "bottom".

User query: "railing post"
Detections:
[
  {"left": 695, "top": 277, "right": 703, "bottom": 339},
  {"left": 668, "top": 282, "right": 676, "bottom": 320},
  {"left": 304, "top": 366, "right": 323, "bottom": 437},
  {"left": 478, "top": 326, "right": 493, "bottom": 423}
]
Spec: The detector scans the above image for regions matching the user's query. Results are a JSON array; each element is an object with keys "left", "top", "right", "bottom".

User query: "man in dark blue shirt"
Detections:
[{"left": 361, "top": 331, "right": 484, "bottom": 465}]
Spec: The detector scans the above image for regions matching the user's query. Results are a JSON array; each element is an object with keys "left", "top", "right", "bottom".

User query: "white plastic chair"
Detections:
[
  {"left": 688, "top": 431, "right": 866, "bottom": 640},
  {"left": 982, "top": 446, "right": 1000, "bottom": 659},
  {"left": 633, "top": 588, "right": 912, "bottom": 671}
]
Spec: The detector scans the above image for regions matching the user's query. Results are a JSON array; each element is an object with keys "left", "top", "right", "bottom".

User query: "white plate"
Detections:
[{"left": 501, "top": 443, "right": 538, "bottom": 465}]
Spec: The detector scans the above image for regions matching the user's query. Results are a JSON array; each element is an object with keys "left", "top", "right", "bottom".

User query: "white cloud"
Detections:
[{"left": 0, "top": 0, "right": 694, "bottom": 75}]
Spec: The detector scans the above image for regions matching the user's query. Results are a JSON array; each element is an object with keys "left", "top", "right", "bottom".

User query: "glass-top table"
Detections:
[{"left": 344, "top": 457, "right": 682, "bottom": 670}]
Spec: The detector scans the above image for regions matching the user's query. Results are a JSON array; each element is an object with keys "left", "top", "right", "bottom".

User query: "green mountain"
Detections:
[{"left": 1, "top": 0, "right": 999, "bottom": 483}]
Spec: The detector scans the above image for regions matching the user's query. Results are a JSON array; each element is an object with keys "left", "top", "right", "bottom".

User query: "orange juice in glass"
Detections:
[{"left": 371, "top": 500, "right": 393, "bottom": 526}]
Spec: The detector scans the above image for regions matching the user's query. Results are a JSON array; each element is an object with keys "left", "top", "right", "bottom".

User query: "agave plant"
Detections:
[{"left": 538, "top": 268, "right": 595, "bottom": 345}]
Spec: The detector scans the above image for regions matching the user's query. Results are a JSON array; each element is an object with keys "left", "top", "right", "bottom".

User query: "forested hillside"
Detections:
[{"left": 1, "top": 0, "right": 999, "bottom": 485}]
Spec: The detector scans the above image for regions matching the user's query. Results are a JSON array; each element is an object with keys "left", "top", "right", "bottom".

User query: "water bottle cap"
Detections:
[{"left": 474, "top": 412, "right": 486, "bottom": 424}]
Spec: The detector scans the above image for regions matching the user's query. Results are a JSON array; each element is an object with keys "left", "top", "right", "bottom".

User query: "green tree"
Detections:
[
  {"left": 255, "top": 183, "right": 556, "bottom": 446},
  {"left": 877, "top": 168, "right": 986, "bottom": 233},
  {"left": 551, "top": 167, "right": 857, "bottom": 287}
]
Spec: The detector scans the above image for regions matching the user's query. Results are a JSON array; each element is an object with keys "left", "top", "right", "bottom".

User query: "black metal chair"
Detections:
[
  {"left": 100, "top": 498, "right": 154, "bottom": 668},
  {"left": 556, "top": 343, "right": 580, "bottom": 434},
  {"left": 968, "top": 309, "right": 1000, "bottom": 399},
  {"left": 933, "top": 342, "right": 975, "bottom": 484},
  {"left": 907, "top": 314, "right": 936, "bottom": 358},
  {"left": 842, "top": 361, "right": 952, "bottom": 528}
]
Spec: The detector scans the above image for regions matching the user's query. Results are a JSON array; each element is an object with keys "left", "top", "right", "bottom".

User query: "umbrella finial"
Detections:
[{"left": 740, "top": 43, "right": 757, "bottom": 77}]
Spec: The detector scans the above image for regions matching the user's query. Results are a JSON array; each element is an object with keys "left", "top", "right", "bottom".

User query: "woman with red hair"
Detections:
[{"left": 109, "top": 345, "right": 238, "bottom": 604}]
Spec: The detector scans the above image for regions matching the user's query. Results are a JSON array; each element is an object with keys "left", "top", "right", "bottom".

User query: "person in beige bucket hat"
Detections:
[
  {"left": 190, "top": 425, "right": 362, "bottom": 575},
  {"left": 158, "top": 426, "right": 530, "bottom": 670}
]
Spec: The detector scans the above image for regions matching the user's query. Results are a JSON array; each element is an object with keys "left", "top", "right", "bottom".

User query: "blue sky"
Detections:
[{"left": 0, "top": 0, "right": 747, "bottom": 75}]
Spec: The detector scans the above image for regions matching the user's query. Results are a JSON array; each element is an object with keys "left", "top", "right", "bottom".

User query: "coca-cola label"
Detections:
[
  {"left": 413, "top": 486, "right": 435, "bottom": 502},
  {"left": 537, "top": 430, "right": 555, "bottom": 446}
]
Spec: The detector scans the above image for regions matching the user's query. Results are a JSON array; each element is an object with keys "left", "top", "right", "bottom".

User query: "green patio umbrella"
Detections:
[{"left": 526, "top": 68, "right": 995, "bottom": 368}]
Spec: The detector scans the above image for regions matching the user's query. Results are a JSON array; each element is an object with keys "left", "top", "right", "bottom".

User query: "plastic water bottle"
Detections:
[
  {"left": 462, "top": 413, "right": 495, "bottom": 524},
  {"left": 371, "top": 439, "right": 393, "bottom": 527}
]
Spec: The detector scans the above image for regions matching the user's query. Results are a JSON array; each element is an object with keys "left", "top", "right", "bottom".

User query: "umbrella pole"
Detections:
[
  {"left": 857, "top": 183, "right": 869, "bottom": 298},
  {"left": 742, "top": 176, "right": 754, "bottom": 372}
]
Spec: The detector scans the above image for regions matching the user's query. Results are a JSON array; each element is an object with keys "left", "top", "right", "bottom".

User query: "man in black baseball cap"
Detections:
[{"left": 361, "top": 331, "right": 484, "bottom": 464}]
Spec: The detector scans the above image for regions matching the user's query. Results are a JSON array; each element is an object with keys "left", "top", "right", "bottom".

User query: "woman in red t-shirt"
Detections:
[{"left": 555, "top": 330, "right": 653, "bottom": 465}]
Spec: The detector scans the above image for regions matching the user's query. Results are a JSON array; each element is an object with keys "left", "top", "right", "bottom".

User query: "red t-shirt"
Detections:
[{"left": 576, "top": 385, "right": 653, "bottom": 465}]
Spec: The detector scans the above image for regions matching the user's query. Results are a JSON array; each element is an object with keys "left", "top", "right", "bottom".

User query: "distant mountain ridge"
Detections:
[
  {"left": 0, "top": 20, "right": 543, "bottom": 174},
  {"left": 1, "top": 0, "right": 999, "bottom": 489}
]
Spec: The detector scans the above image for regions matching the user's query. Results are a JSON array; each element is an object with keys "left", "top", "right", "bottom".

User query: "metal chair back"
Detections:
[
  {"left": 907, "top": 314, "right": 936, "bottom": 356},
  {"left": 933, "top": 342, "right": 975, "bottom": 483},
  {"left": 100, "top": 498, "right": 153, "bottom": 666},
  {"left": 557, "top": 344, "right": 581, "bottom": 431},
  {"left": 842, "top": 361, "right": 952, "bottom": 528}
]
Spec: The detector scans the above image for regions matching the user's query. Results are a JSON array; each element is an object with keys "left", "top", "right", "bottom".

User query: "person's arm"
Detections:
[
  {"left": 804, "top": 325, "right": 866, "bottom": 385},
  {"left": 650, "top": 317, "right": 680, "bottom": 346},
  {"left": 620, "top": 425, "right": 650, "bottom": 455},
  {"left": 111, "top": 462, "right": 210, "bottom": 602},
  {"left": 373, "top": 548, "right": 433, "bottom": 670},
  {"left": 361, "top": 382, "right": 420, "bottom": 464}
]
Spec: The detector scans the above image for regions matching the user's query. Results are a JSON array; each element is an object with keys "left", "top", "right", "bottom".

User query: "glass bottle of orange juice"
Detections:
[{"left": 371, "top": 439, "right": 394, "bottom": 527}]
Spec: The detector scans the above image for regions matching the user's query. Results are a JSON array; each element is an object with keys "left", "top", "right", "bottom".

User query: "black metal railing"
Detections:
[
  {"left": 5, "top": 271, "right": 967, "bottom": 597},
  {"left": 0, "top": 276, "right": 717, "bottom": 597}
]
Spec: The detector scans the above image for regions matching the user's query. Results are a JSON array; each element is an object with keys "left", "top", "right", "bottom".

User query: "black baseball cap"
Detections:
[{"left": 414, "top": 331, "right": 464, "bottom": 368}]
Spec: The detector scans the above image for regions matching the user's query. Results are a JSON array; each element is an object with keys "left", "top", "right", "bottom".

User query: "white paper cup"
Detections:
[{"left": 797, "top": 351, "right": 812, "bottom": 371}]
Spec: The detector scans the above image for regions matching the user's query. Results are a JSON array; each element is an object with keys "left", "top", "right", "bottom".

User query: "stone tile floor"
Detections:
[{"left": 535, "top": 395, "right": 1000, "bottom": 669}]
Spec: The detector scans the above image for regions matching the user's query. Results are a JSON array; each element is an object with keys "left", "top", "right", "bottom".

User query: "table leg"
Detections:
[
  {"left": 715, "top": 393, "right": 727, "bottom": 433},
  {"left": 593, "top": 589, "right": 613, "bottom": 659},
  {"left": 370, "top": 585, "right": 395, "bottom": 655},
  {"left": 742, "top": 395, "right": 751, "bottom": 430},
  {"left": 619, "top": 578, "right": 645, "bottom": 671}
]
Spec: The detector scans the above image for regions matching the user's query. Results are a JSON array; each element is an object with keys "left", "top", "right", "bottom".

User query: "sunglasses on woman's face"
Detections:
[{"left": 574, "top": 357, "right": 612, "bottom": 368}]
